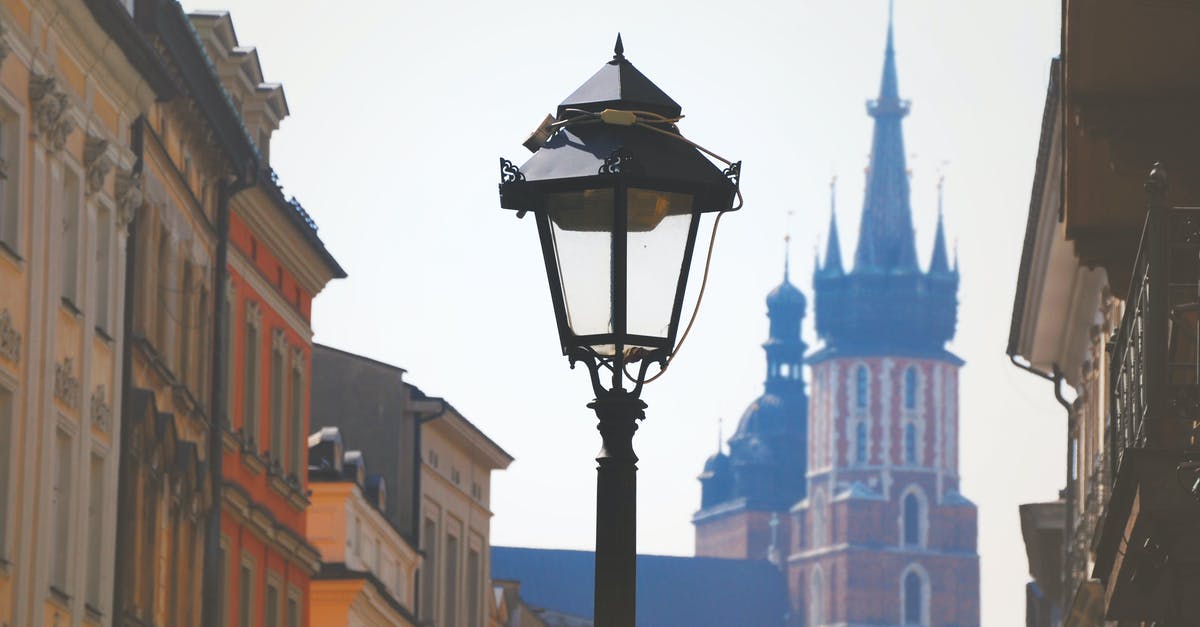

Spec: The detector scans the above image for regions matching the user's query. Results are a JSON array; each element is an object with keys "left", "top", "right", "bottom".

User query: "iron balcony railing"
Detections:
[{"left": 1110, "top": 177, "right": 1200, "bottom": 480}]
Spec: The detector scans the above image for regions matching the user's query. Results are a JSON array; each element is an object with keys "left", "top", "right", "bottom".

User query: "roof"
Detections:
[
  {"left": 1007, "top": 58, "right": 1061, "bottom": 359},
  {"left": 490, "top": 547, "right": 788, "bottom": 627}
]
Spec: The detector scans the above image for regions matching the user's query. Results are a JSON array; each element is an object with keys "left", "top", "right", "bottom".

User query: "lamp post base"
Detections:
[{"left": 590, "top": 388, "right": 645, "bottom": 627}]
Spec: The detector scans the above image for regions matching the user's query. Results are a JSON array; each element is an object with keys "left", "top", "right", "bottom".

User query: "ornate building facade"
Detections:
[{"left": 695, "top": 13, "right": 979, "bottom": 627}]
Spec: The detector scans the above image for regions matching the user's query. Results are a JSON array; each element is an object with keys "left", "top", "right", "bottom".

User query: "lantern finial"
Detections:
[{"left": 614, "top": 33, "right": 624, "bottom": 60}]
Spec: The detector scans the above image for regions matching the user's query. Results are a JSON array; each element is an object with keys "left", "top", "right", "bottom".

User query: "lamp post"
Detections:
[{"left": 498, "top": 36, "right": 741, "bottom": 627}]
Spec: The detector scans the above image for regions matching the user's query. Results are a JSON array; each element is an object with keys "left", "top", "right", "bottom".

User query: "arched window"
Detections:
[
  {"left": 855, "top": 365, "right": 869, "bottom": 410},
  {"left": 903, "top": 493, "right": 920, "bottom": 546},
  {"left": 809, "top": 567, "right": 825, "bottom": 626},
  {"left": 781, "top": 363, "right": 790, "bottom": 378},
  {"left": 903, "top": 571, "right": 923, "bottom": 624},
  {"left": 904, "top": 366, "right": 918, "bottom": 410},
  {"left": 855, "top": 421, "right": 868, "bottom": 463},
  {"left": 811, "top": 491, "right": 827, "bottom": 547},
  {"left": 904, "top": 423, "right": 917, "bottom": 464}
]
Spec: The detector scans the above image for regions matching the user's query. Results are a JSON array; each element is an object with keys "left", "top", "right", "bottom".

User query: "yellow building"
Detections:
[
  {"left": 0, "top": 1, "right": 175, "bottom": 625},
  {"left": 418, "top": 401, "right": 513, "bottom": 627},
  {"left": 307, "top": 428, "right": 421, "bottom": 626}
]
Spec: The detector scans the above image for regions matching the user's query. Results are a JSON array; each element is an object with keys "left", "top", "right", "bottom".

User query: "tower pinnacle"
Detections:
[{"left": 855, "top": 2, "right": 918, "bottom": 273}]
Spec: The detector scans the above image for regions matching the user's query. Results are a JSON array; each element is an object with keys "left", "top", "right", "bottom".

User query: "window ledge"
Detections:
[
  {"left": 84, "top": 602, "right": 104, "bottom": 621},
  {"left": 240, "top": 443, "right": 266, "bottom": 475},
  {"left": 60, "top": 297, "right": 83, "bottom": 318},
  {"left": 221, "top": 427, "right": 239, "bottom": 453},
  {"left": 95, "top": 326, "right": 113, "bottom": 344},
  {"left": 0, "top": 239, "right": 21, "bottom": 265},
  {"left": 48, "top": 585, "right": 71, "bottom": 606}
]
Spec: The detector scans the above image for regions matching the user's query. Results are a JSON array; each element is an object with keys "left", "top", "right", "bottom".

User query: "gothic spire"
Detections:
[
  {"left": 823, "top": 176, "right": 844, "bottom": 275},
  {"left": 853, "top": 1, "right": 919, "bottom": 273},
  {"left": 929, "top": 176, "right": 950, "bottom": 273}
]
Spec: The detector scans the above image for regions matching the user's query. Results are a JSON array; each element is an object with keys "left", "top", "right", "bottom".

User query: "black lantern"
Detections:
[
  {"left": 498, "top": 36, "right": 741, "bottom": 627},
  {"left": 500, "top": 35, "right": 741, "bottom": 392}
]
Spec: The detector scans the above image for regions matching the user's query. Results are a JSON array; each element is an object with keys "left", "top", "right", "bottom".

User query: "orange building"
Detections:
[
  {"left": 187, "top": 10, "right": 346, "bottom": 627},
  {"left": 307, "top": 428, "right": 421, "bottom": 625}
]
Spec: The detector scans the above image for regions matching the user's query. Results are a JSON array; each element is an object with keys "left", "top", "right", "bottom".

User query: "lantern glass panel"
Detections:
[
  {"left": 547, "top": 188, "right": 615, "bottom": 352},
  {"left": 625, "top": 188, "right": 695, "bottom": 340}
]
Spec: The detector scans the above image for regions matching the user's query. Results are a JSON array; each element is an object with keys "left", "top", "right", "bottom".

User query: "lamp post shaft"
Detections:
[{"left": 591, "top": 390, "right": 645, "bottom": 627}]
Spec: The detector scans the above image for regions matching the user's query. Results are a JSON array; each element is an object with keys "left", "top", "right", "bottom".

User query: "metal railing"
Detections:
[{"left": 1110, "top": 168, "right": 1200, "bottom": 481}]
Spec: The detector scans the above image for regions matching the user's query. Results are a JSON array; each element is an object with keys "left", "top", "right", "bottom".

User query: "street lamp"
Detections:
[{"left": 498, "top": 35, "right": 741, "bottom": 626}]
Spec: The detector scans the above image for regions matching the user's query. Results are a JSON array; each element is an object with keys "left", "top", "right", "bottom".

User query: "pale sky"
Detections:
[{"left": 178, "top": 1, "right": 1066, "bottom": 624}]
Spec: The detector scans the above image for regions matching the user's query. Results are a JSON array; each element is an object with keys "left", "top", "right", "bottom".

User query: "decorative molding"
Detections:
[
  {"left": 245, "top": 300, "right": 262, "bottom": 329},
  {"left": 91, "top": 385, "right": 111, "bottom": 433},
  {"left": 54, "top": 357, "right": 80, "bottom": 409},
  {"left": 271, "top": 328, "right": 286, "bottom": 355},
  {"left": 84, "top": 136, "right": 112, "bottom": 196},
  {"left": 115, "top": 169, "right": 143, "bottom": 228},
  {"left": 0, "top": 308, "right": 19, "bottom": 363},
  {"left": 29, "top": 72, "right": 73, "bottom": 153}
]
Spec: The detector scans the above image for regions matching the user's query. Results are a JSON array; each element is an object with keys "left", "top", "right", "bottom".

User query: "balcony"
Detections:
[{"left": 1095, "top": 174, "right": 1200, "bottom": 621}]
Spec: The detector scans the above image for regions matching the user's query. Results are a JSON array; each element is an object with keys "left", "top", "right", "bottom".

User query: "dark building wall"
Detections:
[{"left": 310, "top": 344, "right": 417, "bottom": 538}]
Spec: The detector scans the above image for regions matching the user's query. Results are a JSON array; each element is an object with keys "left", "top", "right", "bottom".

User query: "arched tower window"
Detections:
[
  {"left": 904, "top": 423, "right": 917, "bottom": 464},
  {"left": 855, "top": 421, "right": 868, "bottom": 463},
  {"left": 811, "top": 490, "right": 828, "bottom": 547},
  {"left": 903, "top": 493, "right": 920, "bottom": 546},
  {"left": 809, "top": 566, "right": 825, "bottom": 626},
  {"left": 904, "top": 366, "right": 918, "bottom": 410},
  {"left": 900, "top": 564, "right": 930, "bottom": 625},
  {"left": 855, "top": 365, "right": 869, "bottom": 410}
]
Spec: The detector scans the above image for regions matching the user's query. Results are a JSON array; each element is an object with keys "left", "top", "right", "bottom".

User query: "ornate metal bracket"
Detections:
[
  {"left": 567, "top": 345, "right": 662, "bottom": 400},
  {"left": 500, "top": 157, "right": 525, "bottom": 184},
  {"left": 600, "top": 148, "right": 636, "bottom": 175}
]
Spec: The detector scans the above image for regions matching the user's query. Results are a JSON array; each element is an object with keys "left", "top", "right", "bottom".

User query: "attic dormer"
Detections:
[{"left": 188, "top": 11, "right": 290, "bottom": 163}]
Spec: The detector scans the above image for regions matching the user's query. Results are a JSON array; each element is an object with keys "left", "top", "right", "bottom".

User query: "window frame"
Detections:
[
  {"left": 0, "top": 379, "right": 15, "bottom": 565},
  {"left": 0, "top": 99, "right": 25, "bottom": 258},
  {"left": 239, "top": 553, "right": 256, "bottom": 627}
]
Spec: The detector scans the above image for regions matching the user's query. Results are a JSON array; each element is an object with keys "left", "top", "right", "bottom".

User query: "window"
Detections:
[
  {"left": 904, "top": 423, "right": 917, "bottom": 464},
  {"left": 444, "top": 534, "right": 459, "bottom": 626},
  {"left": 811, "top": 491, "right": 827, "bottom": 547},
  {"left": 243, "top": 304, "right": 261, "bottom": 447},
  {"left": 421, "top": 518, "right": 437, "bottom": 621},
  {"left": 286, "top": 589, "right": 300, "bottom": 627},
  {"left": 903, "top": 570, "right": 924, "bottom": 625},
  {"left": 904, "top": 366, "right": 918, "bottom": 410},
  {"left": 468, "top": 548, "right": 481, "bottom": 627},
  {"left": 239, "top": 558, "right": 254, "bottom": 627},
  {"left": 61, "top": 169, "right": 82, "bottom": 306},
  {"left": 374, "top": 537, "right": 382, "bottom": 574},
  {"left": 156, "top": 228, "right": 171, "bottom": 354},
  {"left": 94, "top": 206, "right": 113, "bottom": 333},
  {"left": 218, "top": 537, "right": 231, "bottom": 625},
  {"left": 50, "top": 429, "right": 73, "bottom": 593},
  {"left": 179, "top": 261, "right": 193, "bottom": 387},
  {"left": 289, "top": 355, "right": 304, "bottom": 477},
  {"left": 903, "top": 493, "right": 921, "bottom": 546},
  {"left": 855, "top": 365, "right": 868, "bottom": 410},
  {"left": 855, "top": 421, "right": 868, "bottom": 463},
  {"left": 354, "top": 517, "right": 362, "bottom": 559},
  {"left": 270, "top": 330, "right": 285, "bottom": 464},
  {"left": 86, "top": 453, "right": 104, "bottom": 608},
  {"left": 809, "top": 567, "right": 825, "bottom": 626},
  {"left": 223, "top": 280, "right": 236, "bottom": 428},
  {"left": 0, "top": 115, "right": 17, "bottom": 253},
  {"left": 0, "top": 386, "right": 11, "bottom": 561},
  {"left": 265, "top": 577, "right": 280, "bottom": 627}
]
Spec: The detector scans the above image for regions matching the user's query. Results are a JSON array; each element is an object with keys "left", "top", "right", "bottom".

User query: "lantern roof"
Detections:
[{"left": 557, "top": 34, "right": 682, "bottom": 119}]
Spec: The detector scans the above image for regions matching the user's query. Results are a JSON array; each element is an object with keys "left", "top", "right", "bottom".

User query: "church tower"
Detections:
[
  {"left": 788, "top": 9, "right": 979, "bottom": 626},
  {"left": 693, "top": 248, "right": 809, "bottom": 562}
]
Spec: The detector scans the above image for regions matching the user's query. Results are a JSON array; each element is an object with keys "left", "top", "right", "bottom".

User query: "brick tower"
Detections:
[
  {"left": 693, "top": 249, "right": 809, "bottom": 562},
  {"left": 789, "top": 9, "right": 980, "bottom": 626}
]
